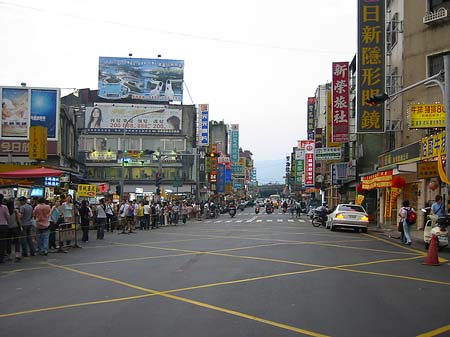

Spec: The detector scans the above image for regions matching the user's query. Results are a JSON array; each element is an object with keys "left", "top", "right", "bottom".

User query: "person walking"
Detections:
[
  {"left": 0, "top": 194, "right": 11, "bottom": 263},
  {"left": 95, "top": 199, "right": 107, "bottom": 240},
  {"left": 49, "top": 200, "right": 61, "bottom": 250},
  {"left": 399, "top": 200, "right": 413, "bottom": 245},
  {"left": 181, "top": 202, "right": 188, "bottom": 224},
  {"left": 104, "top": 199, "right": 115, "bottom": 232},
  {"left": 6, "top": 199, "right": 22, "bottom": 262},
  {"left": 33, "top": 197, "right": 51, "bottom": 255},
  {"left": 18, "top": 196, "right": 35, "bottom": 257},
  {"left": 79, "top": 200, "right": 91, "bottom": 242}
]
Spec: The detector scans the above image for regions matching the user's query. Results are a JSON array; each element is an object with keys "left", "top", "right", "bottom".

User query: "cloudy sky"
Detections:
[{"left": 0, "top": 0, "right": 357, "bottom": 162}]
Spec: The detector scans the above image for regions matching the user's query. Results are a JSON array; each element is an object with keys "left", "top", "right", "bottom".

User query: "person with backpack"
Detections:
[{"left": 399, "top": 200, "right": 414, "bottom": 245}]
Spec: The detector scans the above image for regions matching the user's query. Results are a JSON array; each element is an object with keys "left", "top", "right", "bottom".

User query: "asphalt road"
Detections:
[{"left": 1, "top": 208, "right": 450, "bottom": 337}]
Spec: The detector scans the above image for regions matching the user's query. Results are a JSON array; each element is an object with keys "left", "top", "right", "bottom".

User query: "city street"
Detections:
[{"left": 1, "top": 209, "right": 450, "bottom": 337}]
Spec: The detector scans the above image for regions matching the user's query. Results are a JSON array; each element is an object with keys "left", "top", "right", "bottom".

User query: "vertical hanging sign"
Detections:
[
  {"left": 357, "top": 0, "right": 385, "bottom": 132},
  {"left": 197, "top": 104, "right": 209, "bottom": 146},
  {"left": 332, "top": 62, "right": 349, "bottom": 142},
  {"left": 230, "top": 124, "right": 239, "bottom": 163},
  {"left": 307, "top": 97, "right": 315, "bottom": 140},
  {"left": 303, "top": 140, "right": 315, "bottom": 187}
]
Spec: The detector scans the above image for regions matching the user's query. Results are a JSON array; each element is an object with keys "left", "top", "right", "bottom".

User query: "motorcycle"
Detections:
[
  {"left": 266, "top": 205, "right": 273, "bottom": 214},
  {"left": 255, "top": 206, "right": 260, "bottom": 214},
  {"left": 312, "top": 214, "right": 326, "bottom": 227},
  {"left": 422, "top": 209, "right": 449, "bottom": 251},
  {"left": 229, "top": 205, "right": 237, "bottom": 218}
]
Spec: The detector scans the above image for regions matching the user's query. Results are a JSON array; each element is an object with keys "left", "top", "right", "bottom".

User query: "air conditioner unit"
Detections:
[{"left": 423, "top": 7, "right": 449, "bottom": 24}]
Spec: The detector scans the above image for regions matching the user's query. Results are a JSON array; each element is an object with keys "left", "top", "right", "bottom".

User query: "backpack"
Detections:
[{"left": 406, "top": 208, "right": 416, "bottom": 225}]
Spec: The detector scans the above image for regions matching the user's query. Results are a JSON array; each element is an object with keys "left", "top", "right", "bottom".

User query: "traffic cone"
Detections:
[{"left": 423, "top": 234, "right": 440, "bottom": 266}]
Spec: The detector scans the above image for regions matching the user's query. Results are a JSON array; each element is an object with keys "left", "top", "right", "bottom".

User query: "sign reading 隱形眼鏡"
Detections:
[{"left": 357, "top": 0, "right": 385, "bottom": 133}]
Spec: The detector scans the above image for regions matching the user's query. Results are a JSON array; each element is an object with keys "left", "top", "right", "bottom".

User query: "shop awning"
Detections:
[{"left": 0, "top": 167, "right": 64, "bottom": 178}]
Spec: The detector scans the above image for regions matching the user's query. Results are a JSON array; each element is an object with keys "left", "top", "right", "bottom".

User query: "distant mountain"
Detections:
[{"left": 254, "top": 159, "right": 285, "bottom": 185}]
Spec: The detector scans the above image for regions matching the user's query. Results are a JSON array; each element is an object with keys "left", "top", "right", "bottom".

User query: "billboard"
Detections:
[
  {"left": 409, "top": 103, "right": 445, "bottom": 128},
  {"left": 357, "top": 0, "right": 385, "bottom": 132},
  {"left": 332, "top": 62, "right": 349, "bottom": 142},
  {"left": 98, "top": 57, "right": 184, "bottom": 102},
  {"left": 1, "top": 86, "right": 59, "bottom": 140},
  {"left": 307, "top": 97, "right": 315, "bottom": 140},
  {"left": 84, "top": 103, "right": 182, "bottom": 134}
]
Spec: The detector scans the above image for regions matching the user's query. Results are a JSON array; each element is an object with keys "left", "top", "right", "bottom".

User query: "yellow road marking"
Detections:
[
  {"left": 0, "top": 294, "right": 155, "bottom": 318},
  {"left": 416, "top": 324, "right": 450, "bottom": 337},
  {"left": 46, "top": 263, "right": 328, "bottom": 337}
]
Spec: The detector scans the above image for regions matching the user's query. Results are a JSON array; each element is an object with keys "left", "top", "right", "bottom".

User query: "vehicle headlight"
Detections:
[
  {"left": 336, "top": 213, "right": 345, "bottom": 219},
  {"left": 360, "top": 215, "right": 369, "bottom": 221}
]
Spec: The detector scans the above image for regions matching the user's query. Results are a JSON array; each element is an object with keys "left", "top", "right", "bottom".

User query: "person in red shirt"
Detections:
[{"left": 33, "top": 197, "right": 51, "bottom": 255}]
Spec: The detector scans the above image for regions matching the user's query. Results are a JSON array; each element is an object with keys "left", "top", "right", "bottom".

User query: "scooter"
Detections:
[
  {"left": 229, "top": 205, "right": 237, "bottom": 218},
  {"left": 423, "top": 210, "right": 449, "bottom": 251},
  {"left": 255, "top": 206, "right": 260, "bottom": 214},
  {"left": 266, "top": 205, "right": 273, "bottom": 214}
]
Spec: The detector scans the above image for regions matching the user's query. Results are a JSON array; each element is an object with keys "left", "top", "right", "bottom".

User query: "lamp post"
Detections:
[{"left": 119, "top": 109, "right": 164, "bottom": 201}]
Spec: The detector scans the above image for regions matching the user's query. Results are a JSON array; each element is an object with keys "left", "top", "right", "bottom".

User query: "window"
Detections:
[
  {"left": 387, "top": 13, "right": 399, "bottom": 51},
  {"left": 428, "top": 52, "right": 449, "bottom": 76},
  {"left": 429, "top": 0, "right": 450, "bottom": 12}
]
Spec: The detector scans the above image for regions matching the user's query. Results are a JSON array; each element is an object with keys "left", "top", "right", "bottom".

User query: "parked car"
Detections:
[{"left": 325, "top": 204, "right": 369, "bottom": 233}]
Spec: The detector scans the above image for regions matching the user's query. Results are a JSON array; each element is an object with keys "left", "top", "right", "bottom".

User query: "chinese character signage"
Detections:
[
  {"left": 85, "top": 104, "right": 182, "bottom": 134},
  {"left": 217, "top": 164, "right": 225, "bottom": 193},
  {"left": 332, "top": 62, "right": 349, "bottom": 142},
  {"left": 29, "top": 126, "right": 48, "bottom": 160},
  {"left": 409, "top": 103, "right": 445, "bottom": 128},
  {"left": 98, "top": 57, "right": 184, "bottom": 102},
  {"left": 307, "top": 97, "right": 315, "bottom": 140},
  {"left": 327, "top": 90, "right": 340, "bottom": 147},
  {"left": 357, "top": 0, "right": 385, "bottom": 133},
  {"left": 420, "top": 131, "right": 446, "bottom": 159},
  {"left": 77, "top": 184, "right": 97, "bottom": 197},
  {"left": 230, "top": 124, "right": 239, "bottom": 163},
  {"left": 197, "top": 104, "right": 209, "bottom": 146},
  {"left": 303, "top": 140, "right": 315, "bottom": 187}
]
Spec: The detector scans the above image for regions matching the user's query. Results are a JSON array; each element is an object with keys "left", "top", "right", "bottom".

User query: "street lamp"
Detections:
[{"left": 119, "top": 109, "right": 164, "bottom": 201}]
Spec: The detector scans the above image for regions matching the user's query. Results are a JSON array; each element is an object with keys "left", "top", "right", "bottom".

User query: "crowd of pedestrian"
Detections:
[{"left": 0, "top": 193, "right": 218, "bottom": 264}]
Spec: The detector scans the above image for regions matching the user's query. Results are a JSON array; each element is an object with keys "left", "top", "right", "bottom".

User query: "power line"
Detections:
[{"left": 0, "top": 1, "right": 353, "bottom": 56}]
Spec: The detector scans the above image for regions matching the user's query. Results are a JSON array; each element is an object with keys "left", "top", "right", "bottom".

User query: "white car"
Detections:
[{"left": 325, "top": 204, "right": 369, "bottom": 233}]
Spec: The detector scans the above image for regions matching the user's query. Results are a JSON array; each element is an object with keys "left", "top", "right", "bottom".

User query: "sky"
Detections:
[{"left": 0, "top": 0, "right": 357, "bottom": 162}]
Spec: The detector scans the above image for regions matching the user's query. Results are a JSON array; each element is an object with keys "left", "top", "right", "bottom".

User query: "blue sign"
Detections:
[
  {"left": 199, "top": 104, "right": 209, "bottom": 146},
  {"left": 217, "top": 164, "right": 225, "bottom": 193}
]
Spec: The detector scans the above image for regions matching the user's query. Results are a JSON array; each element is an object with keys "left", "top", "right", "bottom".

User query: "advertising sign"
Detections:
[
  {"left": 326, "top": 91, "right": 340, "bottom": 147},
  {"left": 303, "top": 140, "right": 315, "bottom": 187},
  {"left": 315, "top": 147, "right": 342, "bottom": 161},
  {"left": 98, "top": 57, "right": 184, "bottom": 102},
  {"left": 85, "top": 104, "right": 182, "bottom": 134},
  {"left": 217, "top": 164, "right": 225, "bottom": 193},
  {"left": 230, "top": 124, "right": 239, "bottom": 163},
  {"left": 29, "top": 126, "right": 48, "bottom": 160},
  {"left": 409, "top": 103, "right": 445, "bottom": 128},
  {"left": 307, "top": 97, "right": 315, "bottom": 140},
  {"left": 1, "top": 86, "right": 59, "bottom": 140},
  {"left": 332, "top": 62, "right": 349, "bottom": 142},
  {"left": 421, "top": 131, "right": 446, "bottom": 159},
  {"left": 77, "top": 184, "right": 97, "bottom": 197},
  {"left": 357, "top": 0, "right": 385, "bottom": 133},
  {"left": 197, "top": 104, "right": 209, "bottom": 146}
]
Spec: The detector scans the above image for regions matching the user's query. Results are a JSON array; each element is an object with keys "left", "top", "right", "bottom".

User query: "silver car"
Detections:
[{"left": 325, "top": 204, "right": 369, "bottom": 233}]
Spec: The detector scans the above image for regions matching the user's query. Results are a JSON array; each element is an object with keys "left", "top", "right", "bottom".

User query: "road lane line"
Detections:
[
  {"left": 0, "top": 294, "right": 155, "bottom": 318},
  {"left": 416, "top": 324, "right": 450, "bottom": 337},
  {"left": 44, "top": 263, "right": 329, "bottom": 337}
]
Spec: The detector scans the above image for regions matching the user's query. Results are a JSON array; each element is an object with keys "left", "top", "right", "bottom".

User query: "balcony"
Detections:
[{"left": 423, "top": 7, "right": 449, "bottom": 25}]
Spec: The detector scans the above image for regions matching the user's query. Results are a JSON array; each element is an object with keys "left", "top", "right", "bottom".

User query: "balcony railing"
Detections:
[{"left": 423, "top": 7, "right": 449, "bottom": 24}]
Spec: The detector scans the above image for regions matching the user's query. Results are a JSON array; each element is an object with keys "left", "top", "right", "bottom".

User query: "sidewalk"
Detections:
[{"left": 368, "top": 222, "right": 424, "bottom": 245}]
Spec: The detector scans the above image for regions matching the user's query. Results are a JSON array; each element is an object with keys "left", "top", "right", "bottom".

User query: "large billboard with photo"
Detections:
[
  {"left": 98, "top": 57, "right": 184, "bottom": 102},
  {"left": 1, "top": 86, "right": 59, "bottom": 139},
  {"left": 85, "top": 103, "right": 182, "bottom": 135}
]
